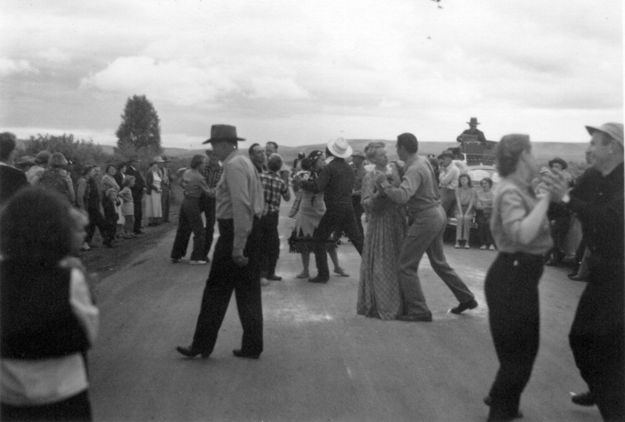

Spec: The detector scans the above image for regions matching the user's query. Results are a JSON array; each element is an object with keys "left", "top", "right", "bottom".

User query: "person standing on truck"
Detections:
[{"left": 457, "top": 117, "right": 487, "bottom": 143}]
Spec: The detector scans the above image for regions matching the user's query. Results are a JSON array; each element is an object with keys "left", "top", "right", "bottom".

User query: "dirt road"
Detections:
[{"left": 88, "top": 213, "right": 599, "bottom": 422}]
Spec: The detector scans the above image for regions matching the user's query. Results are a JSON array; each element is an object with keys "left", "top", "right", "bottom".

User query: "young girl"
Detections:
[
  {"left": 476, "top": 177, "right": 495, "bottom": 250},
  {"left": 1, "top": 188, "right": 99, "bottom": 421},
  {"left": 119, "top": 176, "right": 136, "bottom": 239},
  {"left": 455, "top": 173, "right": 476, "bottom": 249}
]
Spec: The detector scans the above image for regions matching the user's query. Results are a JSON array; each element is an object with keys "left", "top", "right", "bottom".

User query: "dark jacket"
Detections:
[
  {"left": 125, "top": 165, "right": 145, "bottom": 199},
  {"left": 1, "top": 262, "right": 90, "bottom": 359},
  {"left": 302, "top": 158, "right": 354, "bottom": 207},
  {"left": 0, "top": 165, "right": 28, "bottom": 207}
]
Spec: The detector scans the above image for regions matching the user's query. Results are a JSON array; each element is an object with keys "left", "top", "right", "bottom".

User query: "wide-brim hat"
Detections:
[
  {"left": 548, "top": 157, "right": 568, "bottom": 170},
  {"left": 327, "top": 137, "right": 353, "bottom": 159},
  {"left": 467, "top": 117, "right": 480, "bottom": 125},
  {"left": 202, "top": 124, "right": 245, "bottom": 144},
  {"left": 151, "top": 156, "right": 165, "bottom": 164},
  {"left": 34, "top": 150, "right": 51, "bottom": 165},
  {"left": 585, "top": 122, "right": 623, "bottom": 147}
]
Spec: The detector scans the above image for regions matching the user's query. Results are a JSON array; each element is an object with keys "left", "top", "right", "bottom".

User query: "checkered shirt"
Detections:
[
  {"left": 260, "top": 171, "right": 288, "bottom": 215},
  {"left": 202, "top": 164, "right": 223, "bottom": 189}
]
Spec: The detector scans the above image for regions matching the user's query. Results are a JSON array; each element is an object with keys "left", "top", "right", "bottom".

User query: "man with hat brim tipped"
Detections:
[
  {"left": 124, "top": 157, "right": 146, "bottom": 234},
  {"left": 177, "top": 124, "right": 265, "bottom": 360},
  {"left": 377, "top": 132, "right": 477, "bottom": 321},
  {"left": 301, "top": 137, "right": 364, "bottom": 283},
  {"left": 26, "top": 150, "right": 50, "bottom": 185},
  {"left": 37, "top": 152, "right": 75, "bottom": 204},
  {"left": 550, "top": 122, "right": 624, "bottom": 420},
  {"left": 350, "top": 150, "right": 367, "bottom": 238},
  {"left": 457, "top": 117, "right": 487, "bottom": 143}
]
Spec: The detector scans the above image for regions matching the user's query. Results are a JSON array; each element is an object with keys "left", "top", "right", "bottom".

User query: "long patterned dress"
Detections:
[{"left": 357, "top": 169, "right": 406, "bottom": 320}]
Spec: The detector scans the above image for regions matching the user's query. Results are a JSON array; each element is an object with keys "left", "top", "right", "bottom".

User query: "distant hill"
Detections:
[{"left": 101, "top": 140, "right": 588, "bottom": 167}]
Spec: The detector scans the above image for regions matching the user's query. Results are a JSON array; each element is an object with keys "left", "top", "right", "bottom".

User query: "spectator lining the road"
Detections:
[
  {"left": 25, "top": 150, "right": 50, "bottom": 185},
  {"left": 38, "top": 152, "right": 76, "bottom": 205},
  {"left": 438, "top": 151, "right": 459, "bottom": 218},
  {"left": 101, "top": 164, "right": 120, "bottom": 248},
  {"left": 144, "top": 157, "right": 164, "bottom": 227},
  {"left": 119, "top": 176, "right": 136, "bottom": 239},
  {"left": 454, "top": 173, "right": 476, "bottom": 249},
  {"left": 357, "top": 142, "right": 405, "bottom": 320},
  {"left": 1, "top": 188, "right": 99, "bottom": 422},
  {"left": 483, "top": 134, "right": 557, "bottom": 421},
  {"left": 475, "top": 177, "right": 495, "bottom": 250}
]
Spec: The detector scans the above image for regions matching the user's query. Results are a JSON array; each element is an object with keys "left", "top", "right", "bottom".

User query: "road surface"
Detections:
[{"left": 88, "top": 211, "right": 600, "bottom": 422}]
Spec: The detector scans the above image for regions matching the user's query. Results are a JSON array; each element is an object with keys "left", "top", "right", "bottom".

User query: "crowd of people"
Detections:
[{"left": 0, "top": 119, "right": 622, "bottom": 421}]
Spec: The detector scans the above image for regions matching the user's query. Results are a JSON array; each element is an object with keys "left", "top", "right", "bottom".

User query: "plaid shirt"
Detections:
[
  {"left": 202, "top": 164, "right": 223, "bottom": 189},
  {"left": 260, "top": 171, "right": 289, "bottom": 215}
]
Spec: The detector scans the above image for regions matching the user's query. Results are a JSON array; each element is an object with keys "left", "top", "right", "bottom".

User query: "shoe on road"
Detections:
[
  {"left": 232, "top": 349, "right": 260, "bottom": 359},
  {"left": 266, "top": 274, "right": 282, "bottom": 281},
  {"left": 334, "top": 268, "right": 350, "bottom": 277},
  {"left": 176, "top": 345, "right": 210, "bottom": 359},
  {"left": 450, "top": 299, "right": 478, "bottom": 314},
  {"left": 189, "top": 260, "right": 208, "bottom": 265},
  {"left": 570, "top": 391, "right": 596, "bottom": 406},
  {"left": 308, "top": 276, "right": 329, "bottom": 283}
]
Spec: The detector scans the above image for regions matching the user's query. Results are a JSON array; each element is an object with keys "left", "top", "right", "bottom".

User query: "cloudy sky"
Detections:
[{"left": 0, "top": 0, "right": 622, "bottom": 148}]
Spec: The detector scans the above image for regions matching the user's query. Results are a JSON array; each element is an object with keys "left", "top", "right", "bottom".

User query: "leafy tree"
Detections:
[{"left": 115, "top": 95, "right": 162, "bottom": 162}]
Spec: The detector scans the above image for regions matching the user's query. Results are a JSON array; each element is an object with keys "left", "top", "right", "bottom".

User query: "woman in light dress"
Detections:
[
  {"left": 357, "top": 142, "right": 405, "bottom": 320},
  {"left": 144, "top": 158, "right": 163, "bottom": 226},
  {"left": 288, "top": 151, "right": 347, "bottom": 279}
]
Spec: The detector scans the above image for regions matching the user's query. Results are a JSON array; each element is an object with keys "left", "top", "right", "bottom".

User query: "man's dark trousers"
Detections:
[
  {"left": 352, "top": 194, "right": 364, "bottom": 239},
  {"left": 171, "top": 197, "right": 205, "bottom": 261},
  {"left": 191, "top": 218, "right": 263, "bottom": 356},
  {"left": 569, "top": 259, "right": 624, "bottom": 421},
  {"left": 132, "top": 192, "right": 143, "bottom": 233},
  {"left": 259, "top": 211, "right": 280, "bottom": 277},
  {"left": 201, "top": 195, "right": 217, "bottom": 260},
  {"left": 312, "top": 202, "right": 363, "bottom": 280}
]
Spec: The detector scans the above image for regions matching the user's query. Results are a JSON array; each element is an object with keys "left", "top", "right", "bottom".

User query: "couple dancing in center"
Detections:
[{"left": 357, "top": 133, "right": 478, "bottom": 322}]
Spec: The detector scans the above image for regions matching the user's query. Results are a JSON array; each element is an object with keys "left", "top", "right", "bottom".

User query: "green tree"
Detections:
[{"left": 115, "top": 95, "right": 162, "bottom": 161}]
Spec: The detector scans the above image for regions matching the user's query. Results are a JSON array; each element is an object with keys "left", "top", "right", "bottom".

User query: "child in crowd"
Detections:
[
  {"left": 119, "top": 176, "right": 136, "bottom": 239},
  {"left": 476, "top": 177, "right": 495, "bottom": 250},
  {"left": 1, "top": 188, "right": 99, "bottom": 421}
]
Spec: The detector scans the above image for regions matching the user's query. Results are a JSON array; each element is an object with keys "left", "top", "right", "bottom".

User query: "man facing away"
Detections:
[
  {"left": 259, "top": 153, "right": 291, "bottom": 285},
  {"left": 554, "top": 122, "right": 624, "bottom": 421},
  {"left": 378, "top": 132, "right": 477, "bottom": 321},
  {"left": 177, "top": 124, "right": 265, "bottom": 360},
  {"left": 125, "top": 158, "right": 146, "bottom": 235}
]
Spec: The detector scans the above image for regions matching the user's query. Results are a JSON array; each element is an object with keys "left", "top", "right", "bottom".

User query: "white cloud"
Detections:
[
  {"left": 36, "top": 47, "right": 71, "bottom": 64},
  {"left": 0, "top": 58, "right": 37, "bottom": 77}
]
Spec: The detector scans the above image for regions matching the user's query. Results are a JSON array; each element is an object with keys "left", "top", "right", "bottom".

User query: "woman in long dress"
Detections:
[
  {"left": 357, "top": 142, "right": 405, "bottom": 320},
  {"left": 144, "top": 159, "right": 163, "bottom": 226}
]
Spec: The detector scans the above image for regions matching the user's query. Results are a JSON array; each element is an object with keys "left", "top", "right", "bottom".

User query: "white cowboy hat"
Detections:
[{"left": 326, "top": 137, "right": 353, "bottom": 159}]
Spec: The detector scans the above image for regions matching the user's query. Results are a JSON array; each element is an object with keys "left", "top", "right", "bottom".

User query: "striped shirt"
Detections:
[
  {"left": 202, "top": 164, "right": 223, "bottom": 189},
  {"left": 260, "top": 171, "right": 290, "bottom": 214}
]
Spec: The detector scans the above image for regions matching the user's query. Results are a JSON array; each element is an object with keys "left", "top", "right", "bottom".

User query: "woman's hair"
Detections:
[
  {"left": 495, "top": 134, "right": 531, "bottom": 177},
  {"left": 190, "top": 154, "right": 205, "bottom": 170},
  {"left": 480, "top": 177, "right": 493, "bottom": 188},
  {"left": 364, "top": 141, "right": 386, "bottom": 161},
  {"left": 300, "top": 157, "right": 313, "bottom": 171},
  {"left": 0, "top": 187, "right": 74, "bottom": 266},
  {"left": 123, "top": 175, "right": 136, "bottom": 187},
  {"left": 458, "top": 173, "right": 472, "bottom": 188},
  {"left": 104, "top": 163, "right": 116, "bottom": 174}
]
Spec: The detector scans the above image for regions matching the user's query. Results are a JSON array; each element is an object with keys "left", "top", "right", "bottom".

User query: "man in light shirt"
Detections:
[
  {"left": 177, "top": 124, "right": 265, "bottom": 360},
  {"left": 438, "top": 151, "right": 460, "bottom": 218}
]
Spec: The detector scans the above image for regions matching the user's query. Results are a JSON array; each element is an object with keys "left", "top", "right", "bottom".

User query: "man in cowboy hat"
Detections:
[
  {"left": 551, "top": 122, "right": 624, "bottom": 420},
  {"left": 301, "top": 137, "right": 364, "bottom": 283},
  {"left": 177, "top": 124, "right": 265, "bottom": 359},
  {"left": 457, "top": 117, "right": 487, "bottom": 143}
]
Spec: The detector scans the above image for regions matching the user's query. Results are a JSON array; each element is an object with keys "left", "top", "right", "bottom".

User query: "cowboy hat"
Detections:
[
  {"left": 326, "top": 137, "right": 353, "bottom": 159},
  {"left": 467, "top": 117, "right": 481, "bottom": 125},
  {"left": 202, "top": 124, "right": 245, "bottom": 144},
  {"left": 585, "top": 122, "right": 623, "bottom": 147}
]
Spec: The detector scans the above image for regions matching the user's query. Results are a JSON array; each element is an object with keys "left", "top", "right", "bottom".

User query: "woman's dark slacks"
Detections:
[
  {"left": 191, "top": 218, "right": 263, "bottom": 356},
  {"left": 171, "top": 196, "right": 205, "bottom": 261},
  {"left": 485, "top": 252, "right": 543, "bottom": 421}
]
